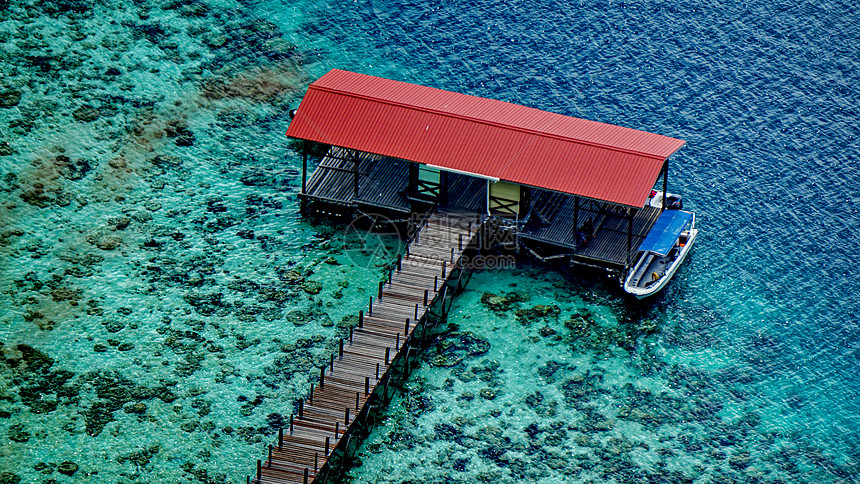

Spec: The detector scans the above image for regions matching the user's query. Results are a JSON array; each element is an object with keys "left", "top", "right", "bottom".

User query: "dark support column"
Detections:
[
  {"left": 521, "top": 186, "right": 531, "bottom": 216},
  {"left": 439, "top": 170, "right": 448, "bottom": 206},
  {"left": 573, "top": 196, "right": 579, "bottom": 232},
  {"left": 662, "top": 160, "right": 668, "bottom": 212},
  {"left": 301, "top": 140, "right": 308, "bottom": 194},
  {"left": 627, "top": 208, "right": 637, "bottom": 267},
  {"left": 485, "top": 180, "right": 490, "bottom": 216},
  {"left": 408, "top": 162, "right": 417, "bottom": 196},
  {"left": 353, "top": 150, "right": 360, "bottom": 198}
]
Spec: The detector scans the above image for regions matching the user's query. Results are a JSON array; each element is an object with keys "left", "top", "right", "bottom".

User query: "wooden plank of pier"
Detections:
[{"left": 251, "top": 211, "right": 481, "bottom": 484}]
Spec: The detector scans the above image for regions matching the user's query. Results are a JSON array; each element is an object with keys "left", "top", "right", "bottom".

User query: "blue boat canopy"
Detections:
[{"left": 637, "top": 210, "right": 693, "bottom": 256}]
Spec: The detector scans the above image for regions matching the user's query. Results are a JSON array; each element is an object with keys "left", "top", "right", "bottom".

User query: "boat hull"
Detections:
[{"left": 624, "top": 227, "right": 698, "bottom": 299}]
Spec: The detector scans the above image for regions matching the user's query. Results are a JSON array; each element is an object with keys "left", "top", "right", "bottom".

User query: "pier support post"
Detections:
[
  {"left": 325, "top": 437, "right": 330, "bottom": 456},
  {"left": 353, "top": 150, "right": 359, "bottom": 198},
  {"left": 256, "top": 460, "right": 261, "bottom": 481},
  {"left": 365, "top": 377, "right": 370, "bottom": 395},
  {"left": 359, "top": 310, "right": 364, "bottom": 328},
  {"left": 301, "top": 141, "right": 308, "bottom": 195},
  {"left": 279, "top": 427, "right": 283, "bottom": 449},
  {"left": 627, "top": 208, "right": 637, "bottom": 267},
  {"left": 304, "top": 468, "right": 309, "bottom": 484},
  {"left": 662, "top": 160, "right": 669, "bottom": 212}
]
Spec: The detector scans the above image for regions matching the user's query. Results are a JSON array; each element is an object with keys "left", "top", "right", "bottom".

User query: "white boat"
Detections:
[
  {"left": 624, "top": 209, "right": 698, "bottom": 299},
  {"left": 647, "top": 190, "right": 684, "bottom": 210}
]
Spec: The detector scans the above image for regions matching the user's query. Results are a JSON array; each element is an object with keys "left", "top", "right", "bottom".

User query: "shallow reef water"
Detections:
[
  {"left": 346, "top": 268, "right": 859, "bottom": 483},
  {"left": 2, "top": 0, "right": 860, "bottom": 483},
  {"left": 0, "top": 0, "right": 384, "bottom": 481}
]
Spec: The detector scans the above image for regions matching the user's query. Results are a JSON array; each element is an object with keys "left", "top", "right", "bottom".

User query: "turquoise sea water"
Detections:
[{"left": 1, "top": 0, "right": 858, "bottom": 482}]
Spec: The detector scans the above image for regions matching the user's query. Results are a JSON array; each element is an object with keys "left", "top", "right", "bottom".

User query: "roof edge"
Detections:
[{"left": 307, "top": 71, "right": 685, "bottom": 162}]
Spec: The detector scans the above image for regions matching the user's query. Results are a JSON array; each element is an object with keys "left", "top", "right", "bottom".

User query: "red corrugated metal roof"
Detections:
[{"left": 286, "top": 69, "right": 685, "bottom": 208}]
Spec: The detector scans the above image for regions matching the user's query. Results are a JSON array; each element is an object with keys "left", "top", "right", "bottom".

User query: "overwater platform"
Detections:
[
  {"left": 299, "top": 144, "right": 665, "bottom": 271},
  {"left": 245, "top": 69, "right": 690, "bottom": 482},
  {"left": 289, "top": 70, "right": 685, "bottom": 273}
]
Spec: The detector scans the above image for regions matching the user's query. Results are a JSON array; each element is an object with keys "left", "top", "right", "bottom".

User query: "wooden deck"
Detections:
[
  {"left": 301, "top": 146, "right": 411, "bottom": 212},
  {"left": 300, "top": 146, "right": 485, "bottom": 215},
  {"left": 520, "top": 188, "right": 662, "bottom": 268},
  {"left": 249, "top": 211, "right": 482, "bottom": 484},
  {"left": 302, "top": 146, "right": 665, "bottom": 270},
  {"left": 574, "top": 205, "right": 661, "bottom": 267}
]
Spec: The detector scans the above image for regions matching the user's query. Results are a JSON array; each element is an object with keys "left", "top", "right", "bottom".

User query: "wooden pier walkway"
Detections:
[{"left": 249, "top": 211, "right": 482, "bottom": 484}]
